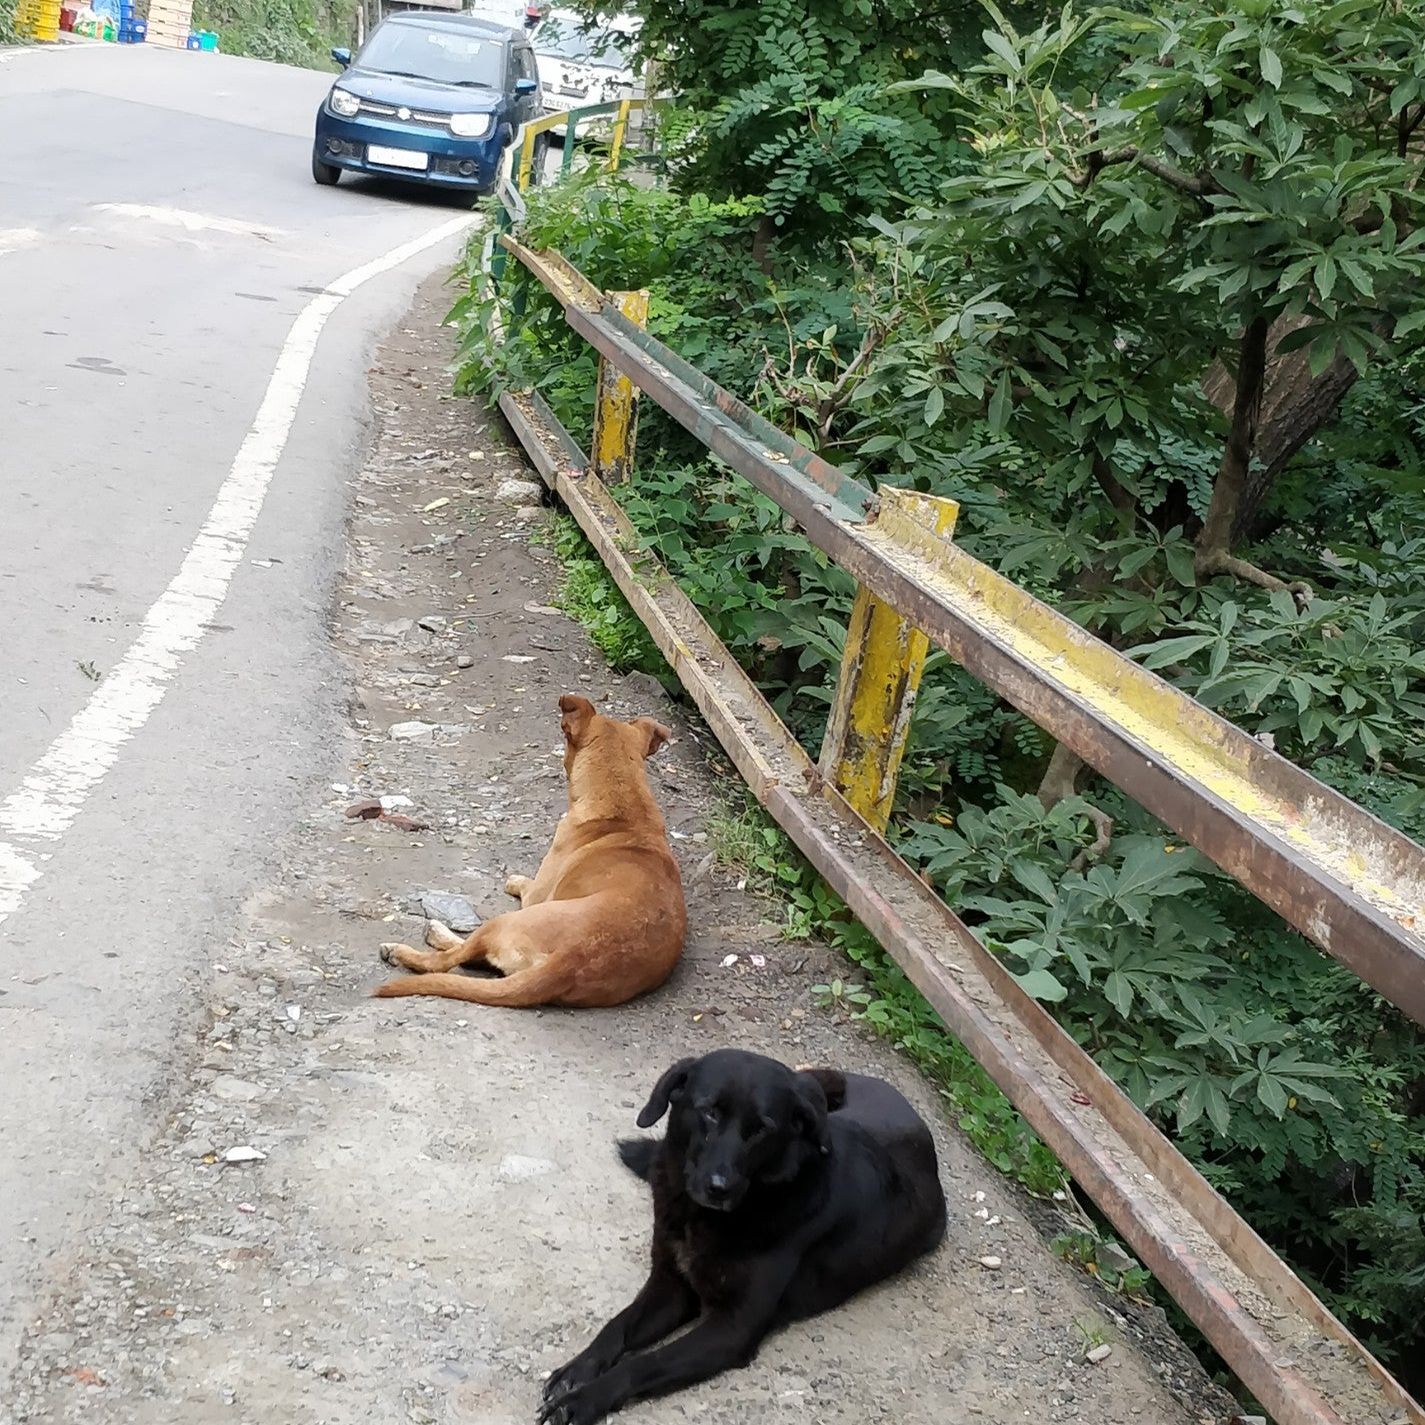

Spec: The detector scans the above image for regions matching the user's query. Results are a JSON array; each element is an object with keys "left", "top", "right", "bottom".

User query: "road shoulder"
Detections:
[{"left": 6, "top": 273, "right": 1230, "bottom": 1425}]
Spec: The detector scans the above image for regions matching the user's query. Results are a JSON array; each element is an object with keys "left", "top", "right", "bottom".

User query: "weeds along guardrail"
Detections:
[{"left": 469, "top": 119, "right": 1425, "bottom": 1425}]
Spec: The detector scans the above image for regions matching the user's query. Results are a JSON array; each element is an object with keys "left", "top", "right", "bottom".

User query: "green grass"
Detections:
[{"left": 543, "top": 514, "right": 666, "bottom": 675}]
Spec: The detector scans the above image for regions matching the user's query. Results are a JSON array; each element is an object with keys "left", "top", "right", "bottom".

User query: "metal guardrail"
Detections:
[{"left": 473, "top": 127, "right": 1425, "bottom": 1425}]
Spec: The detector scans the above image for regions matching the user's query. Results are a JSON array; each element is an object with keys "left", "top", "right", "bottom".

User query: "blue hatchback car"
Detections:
[{"left": 312, "top": 12, "right": 542, "bottom": 197}]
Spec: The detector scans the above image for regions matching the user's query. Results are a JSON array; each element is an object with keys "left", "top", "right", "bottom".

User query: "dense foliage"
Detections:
[
  {"left": 454, "top": 0, "right": 1425, "bottom": 1386},
  {"left": 193, "top": 0, "right": 351, "bottom": 66}
]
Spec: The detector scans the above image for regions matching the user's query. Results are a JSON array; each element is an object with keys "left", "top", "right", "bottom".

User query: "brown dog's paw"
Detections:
[
  {"left": 505, "top": 874, "right": 533, "bottom": 901},
  {"left": 380, "top": 941, "right": 416, "bottom": 967},
  {"left": 424, "top": 919, "right": 463, "bottom": 952}
]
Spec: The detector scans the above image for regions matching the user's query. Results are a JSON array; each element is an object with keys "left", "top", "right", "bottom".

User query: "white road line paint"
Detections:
[
  {"left": 0, "top": 227, "right": 42, "bottom": 257},
  {"left": 94, "top": 204, "right": 287, "bottom": 239},
  {"left": 0, "top": 212, "right": 475, "bottom": 925}
]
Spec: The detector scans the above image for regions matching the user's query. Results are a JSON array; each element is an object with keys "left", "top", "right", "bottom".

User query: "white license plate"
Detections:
[{"left": 367, "top": 144, "right": 428, "bottom": 172}]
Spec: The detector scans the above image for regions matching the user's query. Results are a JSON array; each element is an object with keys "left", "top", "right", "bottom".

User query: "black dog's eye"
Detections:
[{"left": 700, "top": 1107, "right": 720, "bottom": 1129}]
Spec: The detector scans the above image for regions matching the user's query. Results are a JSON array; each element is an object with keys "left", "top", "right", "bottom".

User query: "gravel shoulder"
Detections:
[{"left": 5, "top": 275, "right": 1233, "bottom": 1425}]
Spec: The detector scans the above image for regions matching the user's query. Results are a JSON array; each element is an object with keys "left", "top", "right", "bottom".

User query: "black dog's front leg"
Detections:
[
  {"left": 538, "top": 1309, "right": 773, "bottom": 1425},
  {"left": 542, "top": 1263, "right": 697, "bottom": 1407}
]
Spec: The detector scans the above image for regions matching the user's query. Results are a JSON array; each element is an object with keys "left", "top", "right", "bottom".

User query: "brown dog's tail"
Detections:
[{"left": 371, "top": 959, "right": 571, "bottom": 1007}]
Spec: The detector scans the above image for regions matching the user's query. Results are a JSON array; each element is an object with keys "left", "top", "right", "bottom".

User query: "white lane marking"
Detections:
[
  {"left": 94, "top": 204, "right": 287, "bottom": 239},
  {"left": 0, "top": 212, "right": 475, "bottom": 924},
  {"left": 0, "top": 227, "right": 42, "bottom": 257}
]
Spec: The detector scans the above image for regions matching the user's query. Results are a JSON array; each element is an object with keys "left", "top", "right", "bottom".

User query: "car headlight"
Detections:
[
  {"left": 449, "top": 111, "right": 493, "bottom": 139},
  {"left": 329, "top": 87, "right": 360, "bottom": 117}
]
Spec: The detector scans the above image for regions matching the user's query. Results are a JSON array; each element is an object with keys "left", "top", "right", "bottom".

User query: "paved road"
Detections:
[{"left": 0, "top": 41, "right": 477, "bottom": 1382}]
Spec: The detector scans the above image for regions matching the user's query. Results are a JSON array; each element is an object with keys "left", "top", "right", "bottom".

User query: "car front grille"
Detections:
[{"left": 354, "top": 98, "right": 454, "bottom": 130}]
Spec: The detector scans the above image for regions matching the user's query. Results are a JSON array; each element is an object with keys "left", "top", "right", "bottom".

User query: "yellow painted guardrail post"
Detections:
[
  {"left": 591, "top": 290, "right": 650, "bottom": 483},
  {"left": 818, "top": 489, "right": 959, "bottom": 831},
  {"left": 607, "top": 98, "right": 633, "bottom": 173}
]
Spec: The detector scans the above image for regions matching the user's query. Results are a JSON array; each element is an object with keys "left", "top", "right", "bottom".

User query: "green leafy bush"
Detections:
[
  {"left": 192, "top": 0, "right": 351, "bottom": 67},
  {"left": 454, "top": 0, "right": 1425, "bottom": 1384}
]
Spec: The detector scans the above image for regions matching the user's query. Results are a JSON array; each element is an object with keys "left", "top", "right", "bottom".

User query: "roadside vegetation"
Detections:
[
  {"left": 451, "top": 0, "right": 1425, "bottom": 1391},
  {"left": 192, "top": 0, "right": 351, "bottom": 66}
]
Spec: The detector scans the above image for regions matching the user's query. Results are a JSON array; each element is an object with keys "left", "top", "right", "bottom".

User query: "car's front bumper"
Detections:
[{"left": 314, "top": 109, "right": 506, "bottom": 190}]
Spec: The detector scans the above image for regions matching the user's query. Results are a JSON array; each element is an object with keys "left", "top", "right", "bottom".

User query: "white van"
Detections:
[{"left": 531, "top": 7, "right": 641, "bottom": 115}]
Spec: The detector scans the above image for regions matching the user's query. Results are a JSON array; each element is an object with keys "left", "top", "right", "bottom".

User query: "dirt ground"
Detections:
[{"left": 4, "top": 276, "right": 1236, "bottom": 1425}]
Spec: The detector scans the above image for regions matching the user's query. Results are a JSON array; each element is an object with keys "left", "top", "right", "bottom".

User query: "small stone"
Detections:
[
  {"left": 619, "top": 671, "right": 665, "bottom": 704},
  {"left": 977, "top": 1256, "right": 1002, "bottom": 1270},
  {"left": 416, "top": 892, "right": 480, "bottom": 933},
  {"left": 221, "top": 1146, "right": 266, "bottom": 1165},
  {"left": 1086, "top": 1344, "right": 1112, "bottom": 1365},
  {"left": 494, "top": 478, "right": 543, "bottom": 506},
  {"left": 455, "top": 654, "right": 474, "bottom": 669},
  {"left": 417, "top": 615, "right": 447, "bottom": 633},
  {"left": 380, "top": 795, "right": 414, "bottom": 811},
  {"left": 210, "top": 1076, "right": 263, "bottom": 1103},
  {"left": 183, "top": 1139, "right": 216, "bottom": 1159},
  {"left": 382, "top": 618, "right": 414, "bottom": 637},
  {"left": 498, "top": 1154, "right": 557, "bottom": 1182},
  {"left": 389, "top": 721, "right": 437, "bottom": 741},
  {"left": 345, "top": 798, "right": 383, "bottom": 820}
]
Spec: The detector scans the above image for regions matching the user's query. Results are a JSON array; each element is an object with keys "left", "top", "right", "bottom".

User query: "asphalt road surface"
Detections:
[{"left": 0, "top": 40, "right": 479, "bottom": 1383}]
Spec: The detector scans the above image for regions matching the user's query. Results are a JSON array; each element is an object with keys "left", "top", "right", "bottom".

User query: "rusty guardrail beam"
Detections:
[
  {"left": 493, "top": 384, "right": 1423, "bottom": 1425},
  {"left": 498, "top": 233, "right": 1425, "bottom": 1033}
]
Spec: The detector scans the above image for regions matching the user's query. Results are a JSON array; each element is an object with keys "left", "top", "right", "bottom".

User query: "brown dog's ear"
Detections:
[
  {"left": 559, "top": 694, "right": 596, "bottom": 747},
  {"left": 632, "top": 716, "right": 672, "bottom": 758},
  {"left": 637, "top": 1056, "right": 696, "bottom": 1127}
]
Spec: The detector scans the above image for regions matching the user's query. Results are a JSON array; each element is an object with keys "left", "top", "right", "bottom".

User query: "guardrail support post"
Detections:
[
  {"left": 591, "top": 290, "right": 649, "bottom": 483},
  {"left": 608, "top": 99, "right": 633, "bottom": 173},
  {"left": 818, "top": 488, "right": 959, "bottom": 831}
]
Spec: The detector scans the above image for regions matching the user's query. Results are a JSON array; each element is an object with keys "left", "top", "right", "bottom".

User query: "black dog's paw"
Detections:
[
  {"left": 536, "top": 1384, "right": 609, "bottom": 1425},
  {"left": 540, "top": 1356, "right": 598, "bottom": 1407}
]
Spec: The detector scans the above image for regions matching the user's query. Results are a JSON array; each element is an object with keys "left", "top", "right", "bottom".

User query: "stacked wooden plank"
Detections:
[{"left": 145, "top": 0, "right": 194, "bottom": 47}]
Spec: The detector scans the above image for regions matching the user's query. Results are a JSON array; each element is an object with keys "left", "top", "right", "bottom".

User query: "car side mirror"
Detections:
[
  {"left": 331, "top": 46, "right": 351, "bottom": 67},
  {"left": 515, "top": 77, "right": 538, "bottom": 96}
]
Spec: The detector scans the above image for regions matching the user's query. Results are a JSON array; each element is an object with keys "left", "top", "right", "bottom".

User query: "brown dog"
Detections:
[{"left": 371, "top": 694, "right": 686, "bottom": 1008}]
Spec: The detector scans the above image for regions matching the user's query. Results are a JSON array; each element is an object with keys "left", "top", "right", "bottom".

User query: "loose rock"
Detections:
[
  {"left": 494, "top": 478, "right": 543, "bottom": 506},
  {"left": 221, "top": 1146, "right": 266, "bottom": 1165},
  {"left": 388, "top": 721, "right": 437, "bottom": 741},
  {"left": 415, "top": 891, "right": 480, "bottom": 933}
]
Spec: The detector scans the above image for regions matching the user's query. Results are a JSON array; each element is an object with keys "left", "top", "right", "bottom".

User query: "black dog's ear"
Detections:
[
  {"left": 796, "top": 1067, "right": 847, "bottom": 1113},
  {"left": 791, "top": 1073, "right": 832, "bottom": 1155},
  {"left": 637, "top": 1057, "right": 696, "bottom": 1128}
]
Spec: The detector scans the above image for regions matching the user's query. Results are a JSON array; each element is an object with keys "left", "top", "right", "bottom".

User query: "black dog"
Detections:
[{"left": 538, "top": 1048, "right": 947, "bottom": 1425}]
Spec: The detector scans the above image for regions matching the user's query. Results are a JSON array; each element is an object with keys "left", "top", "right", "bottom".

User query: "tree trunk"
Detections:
[
  {"left": 1197, "top": 316, "right": 1269, "bottom": 571},
  {"left": 1200, "top": 315, "right": 1378, "bottom": 542},
  {"left": 1036, "top": 743, "right": 1114, "bottom": 869},
  {"left": 1192, "top": 316, "right": 1312, "bottom": 596}
]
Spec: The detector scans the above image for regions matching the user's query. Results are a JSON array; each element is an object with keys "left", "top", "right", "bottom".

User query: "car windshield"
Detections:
[
  {"left": 357, "top": 23, "right": 506, "bottom": 87},
  {"left": 534, "top": 17, "right": 630, "bottom": 69}
]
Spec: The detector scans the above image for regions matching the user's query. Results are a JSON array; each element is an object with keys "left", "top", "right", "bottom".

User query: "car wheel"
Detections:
[{"left": 312, "top": 148, "right": 341, "bottom": 186}]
